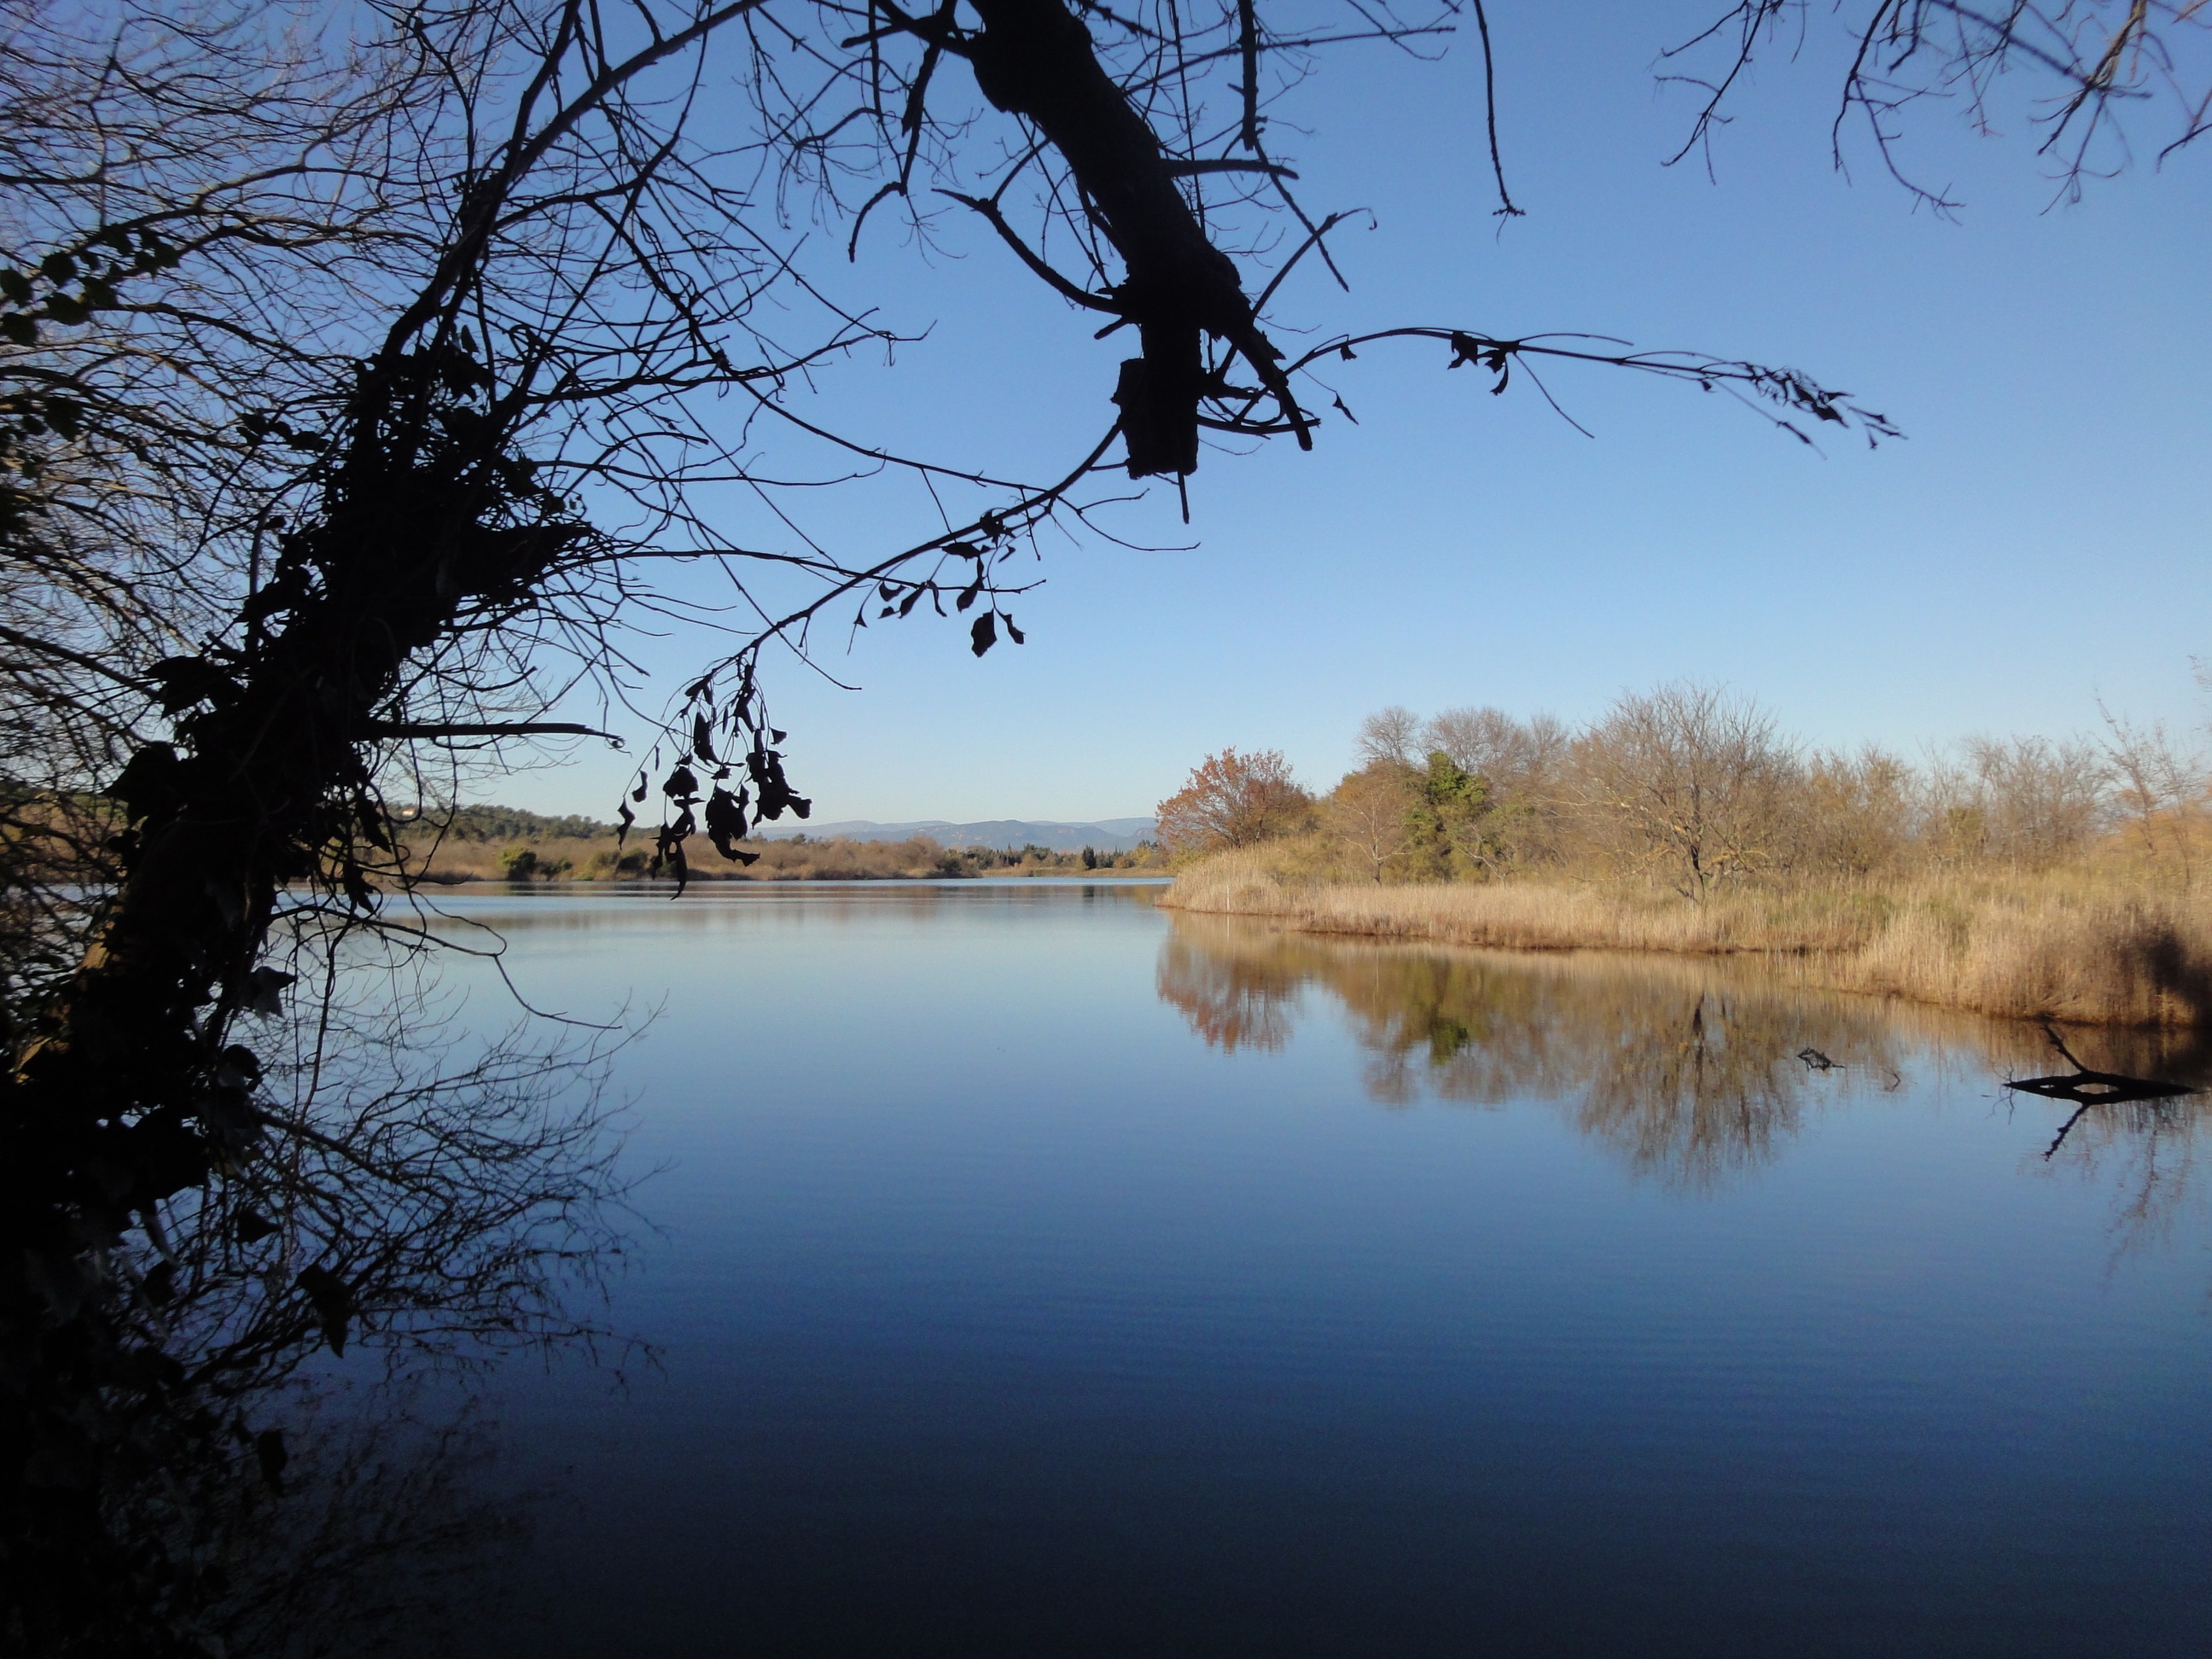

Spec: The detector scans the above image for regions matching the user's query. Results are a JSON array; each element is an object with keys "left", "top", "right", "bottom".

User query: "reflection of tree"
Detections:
[
  {"left": 1156, "top": 929, "right": 1304, "bottom": 1053},
  {"left": 1163, "top": 913, "right": 2212, "bottom": 1216},
  {"left": 1160, "top": 916, "right": 1912, "bottom": 1186},
  {"left": 2040, "top": 1095, "right": 2208, "bottom": 1261},
  {"left": 2001, "top": 1024, "right": 2212, "bottom": 1262},
  {"left": 1568, "top": 991, "right": 1824, "bottom": 1189},
  {"left": 4, "top": 936, "right": 631, "bottom": 1656},
  {"left": 173, "top": 1381, "right": 525, "bottom": 1659}
]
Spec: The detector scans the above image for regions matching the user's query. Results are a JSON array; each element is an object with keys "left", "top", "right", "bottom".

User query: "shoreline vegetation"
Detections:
[
  {"left": 401, "top": 806, "right": 1166, "bottom": 884},
  {"left": 1150, "top": 684, "right": 2212, "bottom": 1031},
  {"left": 1161, "top": 852, "right": 2212, "bottom": 1029}
]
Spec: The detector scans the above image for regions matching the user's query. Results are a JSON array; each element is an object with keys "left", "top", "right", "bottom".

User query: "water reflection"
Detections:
[
  {"left": 169, "top": 1382, "right": 524, "bottom": 1659},
  {"left": 184, "top": 888, "right": 2209, "bottom": 1658},
  {"left": 2034, "top": 1085, "right": 2212, "bottom": 1264},
  {"left": 3, "top": 949, "right": 631, "bottom": 1656},
  {"left": 1159, "top": 913, "right": 2212, "bottom": 1199}
]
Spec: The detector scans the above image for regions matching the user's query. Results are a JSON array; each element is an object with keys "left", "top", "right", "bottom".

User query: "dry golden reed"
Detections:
[{"left": 1162, "top": 849, "right": 2212, "bottom": 1028}]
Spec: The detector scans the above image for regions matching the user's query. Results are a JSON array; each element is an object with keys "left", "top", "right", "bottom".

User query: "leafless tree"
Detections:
[
  {"left": 2099, "top": 701, "right": 2203, "bottom": 886},
  {"left": 1423, "top": 706, "right": 1565, "bottom": 788},
  {"left": 1573, "top": 681, "right": 1799, "bottom": 899},
  {"left": 0, "top": 1, "right": 447, "bottom": 1039},
  {"left": 1662, "top": 2, "right": 2212, "bottom": 211},
  {"left": 1958, "top": 733, "right": 2110, "bottom": 866},
  {"left": 1326, "top": 759, "right": 1419, "bottom": 882},
  {"left": 1354, "top": 706, "right": 1424, "bottom": 771},
  {"left": 1422, "top": 705, "right": 1570, "bottom": 868},
  {"left": 1211, "top": 684, "right": 2205, "bottom": 890}
]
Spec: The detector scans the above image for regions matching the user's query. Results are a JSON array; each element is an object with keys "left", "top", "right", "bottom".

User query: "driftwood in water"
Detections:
[
  {"left": 2008, "top": 1022, "right": 2197, "bottom": 1157},
  {"left": 2006, "top": 1071, "right": 2194, "bottom": 1107}
]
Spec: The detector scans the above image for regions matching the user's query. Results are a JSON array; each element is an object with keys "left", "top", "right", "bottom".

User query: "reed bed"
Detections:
[{"left": 1163, "top": 849, "right": 2212, "bottom": 1027}]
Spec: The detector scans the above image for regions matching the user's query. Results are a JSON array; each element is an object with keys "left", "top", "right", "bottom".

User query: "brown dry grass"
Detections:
[{"left": 1162, "top": 848, "right": 2212, "bottom": 1027}]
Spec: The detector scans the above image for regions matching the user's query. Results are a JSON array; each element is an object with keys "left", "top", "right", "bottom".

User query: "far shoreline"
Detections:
[{"left": 411, "top": 871, "right": 1173, "bottom": 887}]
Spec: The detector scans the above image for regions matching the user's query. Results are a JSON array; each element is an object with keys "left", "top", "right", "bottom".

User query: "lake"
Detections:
[{"left": 411, "top": 882, "right": 2211, "bottom": 1656}]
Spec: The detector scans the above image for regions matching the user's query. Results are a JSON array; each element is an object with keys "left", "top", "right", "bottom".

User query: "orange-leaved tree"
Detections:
[{"left": 1155, "top": 749, "right": 1313, "bottom": 855}]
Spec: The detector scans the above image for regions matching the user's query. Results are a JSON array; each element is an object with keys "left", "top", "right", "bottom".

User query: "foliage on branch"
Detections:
[{"left": 1156, "top": 747, "right": 1315, "bottom": 853}]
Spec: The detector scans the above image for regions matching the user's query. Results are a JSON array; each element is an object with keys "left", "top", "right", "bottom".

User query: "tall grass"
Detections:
[{"left": 1163, "top": 848, "right": 2212, "bottom": 1027}]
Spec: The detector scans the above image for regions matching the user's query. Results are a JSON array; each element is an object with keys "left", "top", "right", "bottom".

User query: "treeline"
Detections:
[
  {"left": 1155, "top": 681, "right": 2208, "bottom": 896},
  {"left": 407, "top": 812, "right": 1161, "bottom": 882},
  {"left": 426, "top": 805, "right": 620, "bottom": 844}
]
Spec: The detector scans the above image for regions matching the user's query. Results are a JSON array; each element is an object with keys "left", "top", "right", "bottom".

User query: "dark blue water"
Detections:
[{"left": 428, "top": 883, "right": 2211, "bottom": 1657}]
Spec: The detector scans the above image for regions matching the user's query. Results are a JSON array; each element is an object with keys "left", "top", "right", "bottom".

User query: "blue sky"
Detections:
[{"left": 504, "top": 3, "right": 2211, "bottom": 824}]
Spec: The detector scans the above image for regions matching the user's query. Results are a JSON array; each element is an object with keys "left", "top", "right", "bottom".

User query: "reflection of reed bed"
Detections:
[
  {"left": 1159, "top": 914, "right": 2212, "bottom": 1201},
  {"left": 1163, "top": 852, "right": 2212, "bottom": 1028}
]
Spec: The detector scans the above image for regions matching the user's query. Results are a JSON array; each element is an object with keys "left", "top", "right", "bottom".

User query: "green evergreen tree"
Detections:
[{"left": 1403, "top": 751, "right": 1500, "bottom": 882}]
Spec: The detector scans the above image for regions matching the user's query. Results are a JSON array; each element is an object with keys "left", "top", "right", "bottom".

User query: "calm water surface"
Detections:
[{"left": 425, "top": 882, "right": 2210, "bottom": 1656}]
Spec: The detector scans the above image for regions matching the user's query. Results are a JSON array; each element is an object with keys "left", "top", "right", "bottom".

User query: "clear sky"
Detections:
[{"left": 499, "top": 2, "right": 2211, "bottom": 824}]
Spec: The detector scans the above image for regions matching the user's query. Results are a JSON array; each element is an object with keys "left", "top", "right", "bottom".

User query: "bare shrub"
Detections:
[
  {"left": 1953, "top": 736, "right": 2111, "bottom": 867},
  {"left": 1793, "top": 746, "right": 1916, "bottom": 878}
]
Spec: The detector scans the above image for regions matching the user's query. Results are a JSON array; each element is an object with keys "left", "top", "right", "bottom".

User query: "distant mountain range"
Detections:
[{"left": 755, "top": 818, "right": 1156, "bottom": 853}]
